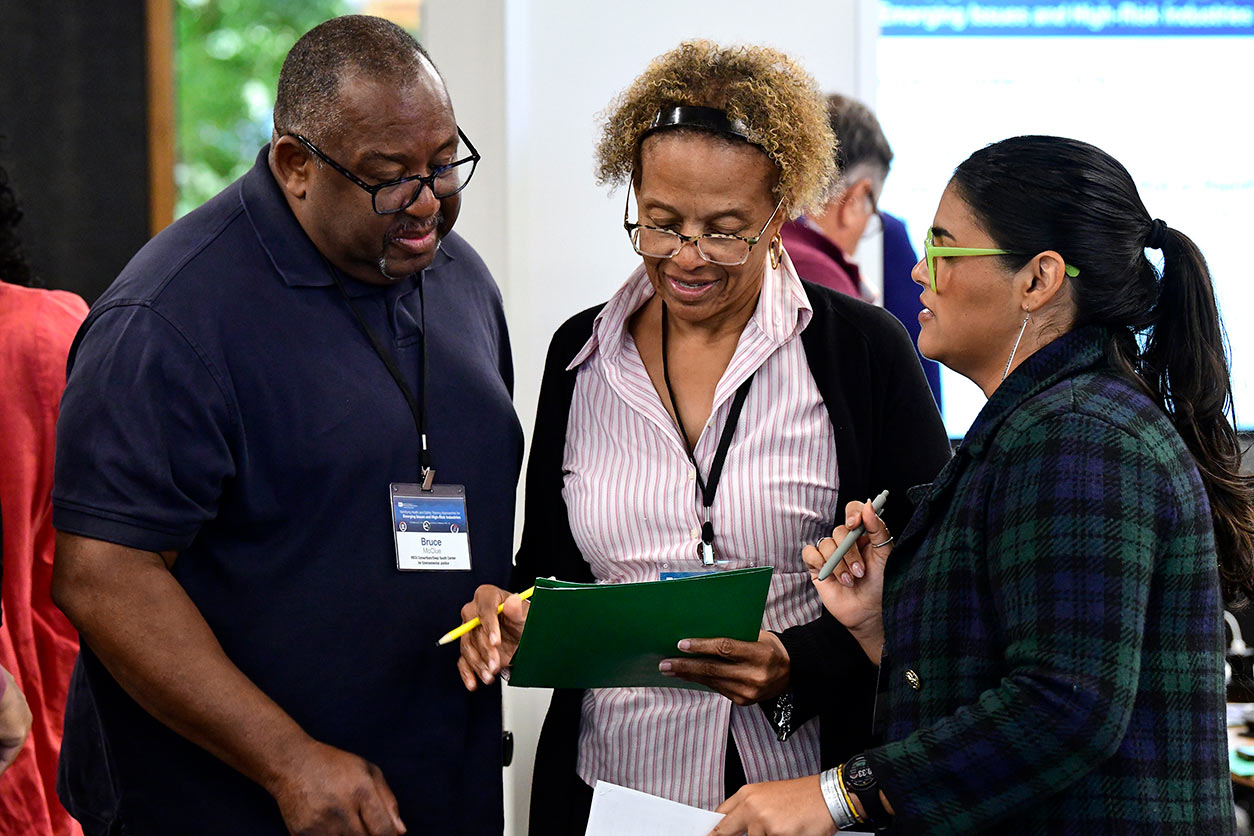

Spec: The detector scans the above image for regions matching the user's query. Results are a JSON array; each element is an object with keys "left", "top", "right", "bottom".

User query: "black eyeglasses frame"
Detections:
[{"left": 290, "top": 128, "right": 480, "bottom": 215}]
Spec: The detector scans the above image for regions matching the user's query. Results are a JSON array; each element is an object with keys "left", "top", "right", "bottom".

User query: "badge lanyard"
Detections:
[
  {"left": 660, "top": 301, "right": 754, "bottom": 566},
  {"left": 331, "top": 270, "right": 436, "bottom": 490}
]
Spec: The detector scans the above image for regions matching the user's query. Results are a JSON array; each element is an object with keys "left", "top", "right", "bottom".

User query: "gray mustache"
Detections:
[{"left": 388, "top": 213, "right": 443, "bottom": 240}]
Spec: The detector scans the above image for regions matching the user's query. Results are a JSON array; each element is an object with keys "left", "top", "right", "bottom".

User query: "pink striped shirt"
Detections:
[{"left": 563, "top": 253, "right": 838, "bottom": 810}]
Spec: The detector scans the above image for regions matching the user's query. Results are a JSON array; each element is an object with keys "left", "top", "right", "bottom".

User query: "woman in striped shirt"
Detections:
[{"left": 457, "top": 40, "right": 951, "bottom": 834}]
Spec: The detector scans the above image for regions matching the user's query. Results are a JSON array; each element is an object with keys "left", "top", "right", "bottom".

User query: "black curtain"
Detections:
[{"left": 0, "top": 0, "right": 152, "bottom": 303}]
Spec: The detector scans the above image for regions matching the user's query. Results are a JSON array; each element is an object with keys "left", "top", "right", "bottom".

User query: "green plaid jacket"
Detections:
[{"left": 867, "top": 326, "right": 1234, "bottom": 834}]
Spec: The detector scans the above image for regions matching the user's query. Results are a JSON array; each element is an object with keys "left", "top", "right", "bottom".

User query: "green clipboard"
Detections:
[{"left": 508, "top": 567, "right": 773, "bottom": 690}]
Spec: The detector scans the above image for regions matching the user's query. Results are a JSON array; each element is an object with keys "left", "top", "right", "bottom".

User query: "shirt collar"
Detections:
[
  {"left": 240, "top": 145, "right": 454, "bottom": 294},
  {"left": 566, "top": 248, "right": 814, "bottom": 371},
  {"left": 959, "top": 325, "right": 1113, "bottom": 458},
  {"left": 793, "top": 216, "right": 863, "bottom": 288}
]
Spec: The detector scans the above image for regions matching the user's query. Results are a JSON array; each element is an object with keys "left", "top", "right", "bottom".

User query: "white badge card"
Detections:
[{"left": 390, "top": 483, "right": 472, "bottom": 571}]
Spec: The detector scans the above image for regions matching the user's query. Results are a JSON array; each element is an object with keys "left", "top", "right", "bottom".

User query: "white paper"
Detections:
[{"left": 584, "top": 781, "right": 725, "bottom": 836}]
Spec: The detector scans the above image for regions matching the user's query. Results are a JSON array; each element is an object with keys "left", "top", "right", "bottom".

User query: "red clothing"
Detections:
[
  {"left": 0, "top": 281, "right": 87, "bottom": 836},
  {"left": 779, "top": 218, "right": 862, "bottom": 299}
]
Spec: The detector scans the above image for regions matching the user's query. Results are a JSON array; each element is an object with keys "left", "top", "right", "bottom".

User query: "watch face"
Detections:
[{"left": 845, "top": 754, "right": 876, "bottom": 791}]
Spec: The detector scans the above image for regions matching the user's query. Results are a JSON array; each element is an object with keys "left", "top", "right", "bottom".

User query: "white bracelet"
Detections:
[{"left": 819, "top": 767, "right": 858, "bottom": 830}]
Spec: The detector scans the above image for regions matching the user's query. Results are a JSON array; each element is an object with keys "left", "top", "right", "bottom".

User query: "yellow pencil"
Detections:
[{"left": 436, "top": 586, "right": 535, "bottom": 646}]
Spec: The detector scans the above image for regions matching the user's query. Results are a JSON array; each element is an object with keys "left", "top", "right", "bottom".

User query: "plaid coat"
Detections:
[{"left": 867, "top": 326, "right": 1235, "bottom": 834}]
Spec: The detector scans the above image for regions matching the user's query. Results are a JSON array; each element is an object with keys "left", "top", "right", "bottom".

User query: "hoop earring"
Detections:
[
  {"left": 768, "top": 235, "right": 783, "bottom": 270},
  {"left": 1002, "top": 311, "right": 1031, "bottom": 382}
]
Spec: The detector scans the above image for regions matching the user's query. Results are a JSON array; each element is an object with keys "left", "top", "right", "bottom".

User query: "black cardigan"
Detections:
[{"left": 512, "top": 281, "right": 952, "bottom": 831}]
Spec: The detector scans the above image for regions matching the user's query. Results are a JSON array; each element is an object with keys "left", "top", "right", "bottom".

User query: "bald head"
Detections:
[{"left": 273, "top": 15, "right": 443, "bottom": 144}]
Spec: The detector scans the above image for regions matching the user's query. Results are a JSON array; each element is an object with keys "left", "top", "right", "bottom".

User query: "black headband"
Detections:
[{"left": 641, "top": 105, "right": 755, "bottom": 146}]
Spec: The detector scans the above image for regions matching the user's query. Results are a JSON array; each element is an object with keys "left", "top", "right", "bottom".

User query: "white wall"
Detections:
[{"left": 423, "top": 3, "right": 872, "bottom": 832}]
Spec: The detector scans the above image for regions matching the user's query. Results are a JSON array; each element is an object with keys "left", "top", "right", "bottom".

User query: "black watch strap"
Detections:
[{"left": 844, "top": 753, "right": 892, "bottom": 831}]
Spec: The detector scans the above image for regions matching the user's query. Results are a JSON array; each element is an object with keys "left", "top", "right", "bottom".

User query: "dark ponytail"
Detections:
[
  {"left": 952, "top": 135, "right": 1254, "bottom": 606},
  {"left": 0, "top": 157, "right": 35, "bottom": 287},
  {"left": 1141, "top": 224, "right": 1254, "bottom": 605}
]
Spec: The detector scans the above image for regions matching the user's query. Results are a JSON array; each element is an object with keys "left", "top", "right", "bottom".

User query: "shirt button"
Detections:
[
  {"left": 687, "top": 469, "right": 696, "bottom": 482},
  {"left": 690, "top": 527, "right": 701, "bottom": 540},
  {"left": 662, "top": 562, "right": 669, "bottom": 570},
  {"left": 906, "top": 670, "right": 921, "bottom": 691}
]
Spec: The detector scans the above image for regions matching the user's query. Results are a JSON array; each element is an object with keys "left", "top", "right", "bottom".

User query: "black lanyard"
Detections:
[
  {"left": 331, "top": 270, "right": 435, "bottom": 490},
  {"left": 660, "top": 301, "right": 754, "bottom": 565}
]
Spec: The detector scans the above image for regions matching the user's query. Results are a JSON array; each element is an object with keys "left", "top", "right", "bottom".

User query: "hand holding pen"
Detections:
[
  {"left": 801, "top": 493, "right": 893, "bottom": 666},
  {"left": 453, "top": 584, "right": 531, "bottom": 691}
]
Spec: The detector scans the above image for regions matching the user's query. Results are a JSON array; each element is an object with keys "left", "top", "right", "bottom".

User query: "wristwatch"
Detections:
[{"left": 843, "top": 753, "right": 892, "bottom": 831}]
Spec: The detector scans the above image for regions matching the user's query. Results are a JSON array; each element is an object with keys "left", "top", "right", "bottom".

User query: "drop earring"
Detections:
[{"left": 1002, "top": 310, "right": 1031, "bottom": 381}]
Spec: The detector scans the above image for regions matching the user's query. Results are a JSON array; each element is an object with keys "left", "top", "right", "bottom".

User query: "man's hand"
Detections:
[
  {"left": 269, "top": 740, "right": 406, "bottom": 836},
  {"left": 0, "top": 666, "right": 33, "bottom": 774},
  {"left": 660, "top": 630, "right": 789, "bottom": 705},
  {"left": 457, "top": 584, "right": 529, "bottom": 690},
  {"left": 53, "top": 534, "right": 403, "bottom": 831},
  {"left": 708, "top": 775, "right": 837, "bottom": 836}
]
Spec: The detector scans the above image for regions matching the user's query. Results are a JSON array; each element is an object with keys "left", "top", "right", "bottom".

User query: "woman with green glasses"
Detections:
[{"left": 711, "top": 135, "right": 1254, "bottom": 835}]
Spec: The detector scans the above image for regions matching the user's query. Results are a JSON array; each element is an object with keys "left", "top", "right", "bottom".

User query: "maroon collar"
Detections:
[{"left": 781, "top": 218, "right": 862, "bottom": 291}]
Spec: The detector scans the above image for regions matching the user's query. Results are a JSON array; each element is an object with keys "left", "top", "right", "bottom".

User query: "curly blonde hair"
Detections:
[{"left": 595, "top": 40, "right": 837, "bottom": 218}]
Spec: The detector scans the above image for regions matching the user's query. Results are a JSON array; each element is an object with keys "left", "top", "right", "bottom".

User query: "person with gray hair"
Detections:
[
  {"left": 52, "top": 15, "right": 522, "bottom": 836},
  {"left": 781, "top": 93, "right": 941, "bottom": 402},
  {"left": 779, "top": 94, "right": 888, "bottom": 299}
]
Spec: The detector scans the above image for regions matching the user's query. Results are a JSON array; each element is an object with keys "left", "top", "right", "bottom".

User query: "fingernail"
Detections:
[
  {"left": 491, "top": 631, "right": 500, "bottom": 647},
  {"left": 678, "top": 639, "right": 691, "bottom": 651},
  {"left": 658, "top": 660, "right": 673, "bottom": 672},
  {"left": 480, "top": 668, "right": 491, "bottom": 683},
  {"left": 840, "top": 572, "right": 853, "bottom": 586},
  {"left": 852, "top": 562, "right": 864, "bottom": 578}
]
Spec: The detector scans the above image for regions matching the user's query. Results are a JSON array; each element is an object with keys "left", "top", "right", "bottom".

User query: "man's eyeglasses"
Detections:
[
  {"left": 922, "top": 227, "right": 1079, "bottom": 292},
  {"left": 860, "top": 208, "right": 882, "bottom": 242},
  {"left": 623, "top": 187, "right": 783, "bottom": 267},
  {"left": 291, "top": 129, "right": 480, "bottom": 215},
  {"left": 856, "top": 183, "right": 882, "bottom": 242}
]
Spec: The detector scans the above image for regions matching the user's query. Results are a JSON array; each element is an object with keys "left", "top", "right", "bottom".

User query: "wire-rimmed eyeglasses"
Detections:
[{"left": 623, "top": 186, "right": 783, "bottom": 266}]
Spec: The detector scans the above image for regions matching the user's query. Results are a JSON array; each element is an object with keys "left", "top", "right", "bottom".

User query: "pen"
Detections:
[
  {"left": 816, "top": 490, "right": 889, "bottom": 581},
  {"left": 436, "top": 586, "right": 535, "bottom": 646}
]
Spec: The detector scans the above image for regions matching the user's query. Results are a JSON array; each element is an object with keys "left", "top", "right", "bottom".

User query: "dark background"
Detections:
[{"left": 0, "top": 0, "right": 151, "bottom": 303}]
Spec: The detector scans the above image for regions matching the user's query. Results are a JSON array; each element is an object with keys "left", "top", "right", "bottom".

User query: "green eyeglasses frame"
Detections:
[{"left": 923, "top": 227, "right": 1079, "bottom": 292}]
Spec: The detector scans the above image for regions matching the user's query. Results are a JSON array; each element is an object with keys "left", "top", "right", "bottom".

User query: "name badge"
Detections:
[
  {"left": 660, "top": 570, "right": 719, "bottom": 581},
  {"left": 390, "top": 483, "right": 472, "bottom": 571}
]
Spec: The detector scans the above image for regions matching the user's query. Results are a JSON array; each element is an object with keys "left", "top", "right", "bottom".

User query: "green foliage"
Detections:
[{"left": 175, "top": 0, "right": 349, "bottom": 217}]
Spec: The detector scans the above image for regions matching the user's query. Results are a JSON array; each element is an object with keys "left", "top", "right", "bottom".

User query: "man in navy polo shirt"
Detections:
[{"left": 50, "top": 16, "right": 522, "bottom": 836}]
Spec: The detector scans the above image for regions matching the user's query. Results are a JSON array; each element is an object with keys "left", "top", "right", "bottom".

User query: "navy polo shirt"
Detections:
[{"left": 53, "top": 148, "right": 523, "bottom": 835}]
